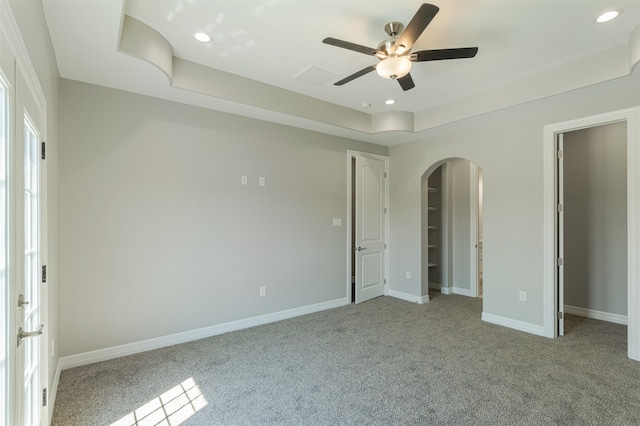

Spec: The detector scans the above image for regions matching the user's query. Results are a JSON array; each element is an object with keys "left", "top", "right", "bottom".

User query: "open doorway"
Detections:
[
  {"left": 421, "top": 159, "right": 483, "bottom": 302},
  {"left": 558, "top": 122, "right": 627, "bottom": 335},
  {"left": 543, "top": 107, "right": 639, "bottom": 361}
]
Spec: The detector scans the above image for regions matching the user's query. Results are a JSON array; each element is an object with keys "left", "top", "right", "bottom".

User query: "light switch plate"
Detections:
[{"left": 332, "top": 218, "right": 342, "bottom": 227}]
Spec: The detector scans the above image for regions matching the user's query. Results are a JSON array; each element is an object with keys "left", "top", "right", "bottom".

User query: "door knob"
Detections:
[
  {"left": 355, "top": 246, "right": 367, "bottom": 251},
  {"left": 17, "top": 324, "right": 44, "bottom": 347}
]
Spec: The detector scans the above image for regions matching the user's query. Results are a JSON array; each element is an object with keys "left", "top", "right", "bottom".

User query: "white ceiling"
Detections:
[{"left": 42, "top": 0, "right": 640, "bottom": 146}]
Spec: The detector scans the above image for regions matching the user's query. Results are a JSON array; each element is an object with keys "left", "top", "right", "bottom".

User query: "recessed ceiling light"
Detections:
[
  {"left": 596, "top": 10, "right": 621, "bottom": 23},
  {"left": 385, "top": 99, "right": 396, "bottom": 105},
  {"left": 360, "top": 101, "right": 371, "bottom": 108},
  {"left": 194, "top": 32, "right": 211, "bottom": 43}
]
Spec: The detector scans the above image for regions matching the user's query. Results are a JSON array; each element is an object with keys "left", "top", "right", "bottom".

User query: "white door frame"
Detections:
[
  {"left": 556, "top": 133, "right": 565, "bottom": 336},
  {"left": 469, "top": 162, "right": 480, "bottom": 298},
  {"left": 542, "top": 107, "right": 640, "bottom": 361},
  {"left": 346, "top": 150, "right": 389, "bottom": 302}
]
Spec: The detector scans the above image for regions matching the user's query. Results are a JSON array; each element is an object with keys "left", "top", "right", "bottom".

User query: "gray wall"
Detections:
[
  {"left": 59, "top": 80, "right": 387, "bottom": 356},
  {"left": 9, "top": 0, "right": 60, "bottom": 414},
  {"left": 388, "top": 69, "right": 639, "bottom": 327},
  {"left": 564, "top": 121, "right": 627, "bottom": 315}
]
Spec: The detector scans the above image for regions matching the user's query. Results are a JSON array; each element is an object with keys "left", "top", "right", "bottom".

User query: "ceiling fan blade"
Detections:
[
  {"left": 334, "top": 65, "right": 377, "bottom": 86},
  {"left": 397, "top": 74, "right": 415, "bottom": 91},
  {"left": 393, "top": 3, "right": 439, "bottom": 54},
  {"left": 323, "top": 37, "right": 379, "bottom": 56},
  {"left": 414, "top": 47, "right": 479, "bottom": 62}
]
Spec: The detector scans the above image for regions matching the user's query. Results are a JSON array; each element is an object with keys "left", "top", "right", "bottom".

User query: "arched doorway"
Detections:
[{"left": 421, "top": 158, "right": 483, "bottom": 302}]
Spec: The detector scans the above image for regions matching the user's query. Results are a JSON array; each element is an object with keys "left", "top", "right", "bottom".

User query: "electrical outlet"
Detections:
[
  {"left": 260, "top": 286, "right": 266, "bottom": 297},
  {"left": 241, "top": 176, "right": 248, "bottom": 185},
  {"left": 259, "top": 177, "right": 266, "bottom": 187},
  {"left": 406, "top": 271, "right": 411, "bottom": 279},
  {"left": 519, "top": 291, "right": 527, "bottom": 302}
]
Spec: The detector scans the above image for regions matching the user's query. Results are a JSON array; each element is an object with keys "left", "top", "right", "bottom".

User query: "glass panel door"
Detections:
[{"left": 22, "top": 113, "right": 40, "bottom": 426}]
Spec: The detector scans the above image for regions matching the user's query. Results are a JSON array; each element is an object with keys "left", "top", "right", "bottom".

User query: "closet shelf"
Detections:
[
  {"left": 427, "top": 225, "right": 438, "bottom": 230},
  {"left": 428, "top": 244, "right": 438, "bottom": 248},
  {"left": 428, "top": 263, "right": 438, "bottom": 268},
  {"left": 428, "top": 187, "right": 437, "bottom": 193},
  {"left": 427, "top": 207, "right": 437, "bottom": 212}
]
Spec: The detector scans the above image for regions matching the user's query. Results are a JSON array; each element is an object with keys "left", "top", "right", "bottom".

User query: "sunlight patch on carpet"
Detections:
[{"left": 110, "top": 377, "right": 207, "bottom": 426}]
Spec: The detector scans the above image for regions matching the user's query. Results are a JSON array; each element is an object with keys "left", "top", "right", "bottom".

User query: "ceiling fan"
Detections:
[{"left": 323, "top": 3, "right": 478, "bottom": 91}]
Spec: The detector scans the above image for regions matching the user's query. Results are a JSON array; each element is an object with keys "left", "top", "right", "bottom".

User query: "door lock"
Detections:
[
  {"left": 18, "top": 294, "right": 29, "bottom": 308},
  {"left": 17, "top": 324, "right": 44, "bottom": 347}
]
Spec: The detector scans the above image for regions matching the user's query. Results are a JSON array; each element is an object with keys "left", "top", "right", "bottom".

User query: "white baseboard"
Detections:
[
  {"left": 564, "top": 305, "right": 628, "bottom": 325},
  {"left": 440, "top": 286, "right": 452, "bottom": 295},
  {"left": 387, "top": 289, "right": 427, "bottom": 304},
  {"left": 59, "top": 297, "right": 349, "bottom": 370},
  {"left": 482, "top": 312, "right": 546, "bottom": 337},
  {"left": 49, "top": 360, "right": 62, "bottom": 419},
  {"left": 452, "top": 287, "right": 475, "bottom": 297}
]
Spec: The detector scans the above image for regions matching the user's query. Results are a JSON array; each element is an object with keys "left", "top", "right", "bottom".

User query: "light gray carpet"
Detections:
[{"left": 52, "top": 294, "right": 640, "bottom": 425}]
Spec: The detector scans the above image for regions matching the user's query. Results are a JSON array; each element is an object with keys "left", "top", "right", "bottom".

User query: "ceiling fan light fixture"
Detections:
[{"left": 376, "top": 56, "right": 412, "bottom": 80}]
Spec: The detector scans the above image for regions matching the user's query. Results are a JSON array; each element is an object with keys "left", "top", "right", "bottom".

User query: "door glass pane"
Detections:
[
  {"left": 0, "top": 73, "right": 8, "bottom": 426},
  {"left": 23, "top": 113, "right": 39, "bottom": 426}
]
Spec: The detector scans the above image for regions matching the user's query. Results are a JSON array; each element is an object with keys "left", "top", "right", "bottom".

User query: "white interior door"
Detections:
[
  {"left": 354, "top": 154, "right": 386, "bottom": 303},
  {"left": 557, "top": 133, "right": 565, "bottom": 336}
]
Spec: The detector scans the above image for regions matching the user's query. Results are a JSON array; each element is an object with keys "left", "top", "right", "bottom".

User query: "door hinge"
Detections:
[
  {"left": 384, "top": 172, "right": 387, "bottom": 178},
  {"left": 557, "top": 150, "right": 563, "bottom": 159},
  {"left": 557, "top": 258, "right": 563, "bottom": 266},
  {"left": 384, "top": 208, "right": 387, "bottom": 214},
  {"left": 557, "top": 311, "right": 564, "bottom": 320},
  {"left": 41, "top": 141, "right": 46, "bottom": 160},
  {"left": 384, "top": 279, "right": 387, "bottom": 285},
  {"left": 557, "top": 204, "right": 563, "bottom": 213},
  {"left": 384, "top": 243, "right": 387, "bottom": 249},
  {"left": 42, "top": 388, "right": 48, "bottom": 407},
  {"left": 42, "top": 265, "right": 47, "bottom": 283}
]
